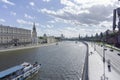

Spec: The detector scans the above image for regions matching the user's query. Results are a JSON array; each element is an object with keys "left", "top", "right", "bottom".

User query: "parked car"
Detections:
[
  {"left": 104, "top": 48, "right": 107, "bottom": 51},
  {"left": 118, "top": 53, "right": 120, "bottom": 56},
  {"left": 110, "top": 49, "right": 114, "bottom": 52}
]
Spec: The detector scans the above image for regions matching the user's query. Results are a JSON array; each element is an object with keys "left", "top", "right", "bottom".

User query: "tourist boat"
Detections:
[{"left": 0, "top": 62, "right": 41, "bottom": 80}]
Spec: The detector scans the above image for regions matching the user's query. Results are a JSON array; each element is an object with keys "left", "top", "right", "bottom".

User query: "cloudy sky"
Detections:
[{"left": 0, "top": 0, "right": 119, "bottom": 37}]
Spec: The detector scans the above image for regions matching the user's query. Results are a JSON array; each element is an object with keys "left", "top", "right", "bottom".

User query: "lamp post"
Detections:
[
  {"left": 102, "top": 38, "right": 107, "bottom": 80},
  {"left": 94, "top": 39, "right": 96, "bottom": 51},
  {"left": 103, "top": 43, "right": 106, "bottom": 80}
]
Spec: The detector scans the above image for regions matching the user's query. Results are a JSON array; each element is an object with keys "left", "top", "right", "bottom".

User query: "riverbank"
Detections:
[{"left": 0, "top": 43, "right": 56, "bottom": 53}]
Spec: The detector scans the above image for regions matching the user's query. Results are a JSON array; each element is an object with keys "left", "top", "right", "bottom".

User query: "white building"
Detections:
[
  {"left": 0, "top": 24, "right": 31, "bottom": 46},
  {"left": 47, "top": 36, "right": 57, "bottom": 43}
]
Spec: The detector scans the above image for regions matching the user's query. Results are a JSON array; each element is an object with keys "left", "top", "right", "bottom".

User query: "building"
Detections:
[
  {"left": 47, "top": 36, "right": 57, "bottom": 43},
  {"left": 102, "top": 30, "right": 119, "bottom": 46},
  {"left": 38, "top": 35, "right": 58, "bottom": 44},
  {"left": 32, "top": 23, "right": 38, "bottom": 44},
  {"left": 60, "top": 34, "right": 65, "bottom": 41},
  {"left": 0, "top": 24, "right": 31, "bottom": 46}
]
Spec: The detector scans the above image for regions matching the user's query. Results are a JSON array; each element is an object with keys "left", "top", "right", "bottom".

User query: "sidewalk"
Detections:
[
  {"left": 88, "top": 44, "right": 120, "bottom": 80},
  {"left": 0, "top": 43, "right": 56, "bottom": 53}
]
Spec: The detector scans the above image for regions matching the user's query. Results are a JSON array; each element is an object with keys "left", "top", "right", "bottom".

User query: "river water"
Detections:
[{"left": 0, "top": 41, "right": 87, "bottom": 80}]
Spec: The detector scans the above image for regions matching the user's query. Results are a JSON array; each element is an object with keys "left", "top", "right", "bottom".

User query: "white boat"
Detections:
[{"left": 0, "top": 62, "right": 41, "bottom": 80}]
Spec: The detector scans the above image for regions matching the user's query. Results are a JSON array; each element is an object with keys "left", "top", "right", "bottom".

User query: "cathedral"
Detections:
[{"left": 32, "top": 22, "right": 38, "bottom": 44}]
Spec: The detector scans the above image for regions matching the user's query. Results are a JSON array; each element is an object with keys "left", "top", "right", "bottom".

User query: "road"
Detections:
[
  {"left": 0, "top": 41, "right": 87, "bottom": 80},
  {"left": 94, "top": 43, "right": 120, "bottom": 74}
]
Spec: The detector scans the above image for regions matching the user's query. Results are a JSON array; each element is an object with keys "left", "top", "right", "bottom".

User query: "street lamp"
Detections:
[
  {"left": 103, "top": 44, "right": 106, "bottom": 80},
  {"left": 94, "top": 42, "right": 96, "bottom": 51},
  {"left": 102, "top": 40, "right": 108, "bottom": 80},
  {"left": 93, "top": 39, "right": 96, "bottom": 51}
]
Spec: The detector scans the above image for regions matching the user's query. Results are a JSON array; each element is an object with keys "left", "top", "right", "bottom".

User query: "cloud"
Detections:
[
  {"left": 48, "top": 20, "right": 55, "bottom": 23},
  {"left": 39, "top": 0, "right": 118, "bottom": 37},
  {"left": 74, "top": 0, "right": 115, "bottom": 6},
  {"left": 0, "top": 18, "right": 6, "bottom": 22},
  {"left": 46, "top": 25, "right": 54, "bottom": 28},
  {"left": 1, "top": 0, "right": 15, "bottom": 5},
  {"left": 43, "top": 0, "right": 51, "bottom": 2},
  {"left": 16, "top": 19, "right": 39, "bottom": 26},
  {"left": 10, "top": 11, "right": 16, "bottom": 16},
  {"left": 41, "top": 0, "right": 116, "bottom": 26},
  {"left": 61, "top": 0, "right": 75, "bottom": 7},
  {"left": 24, "top": 13, "right": 35, "bottom": 19},
  {"left": 29, "top": 2, "right": 35, "bottom": 6},
  {"left": 40, "top": 24, "right": 54, "bottom": 29}
]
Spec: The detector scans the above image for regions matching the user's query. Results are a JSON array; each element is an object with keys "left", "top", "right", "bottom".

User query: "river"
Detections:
[{"left": 0, "top": 41, "right": 87, "bottom": 80}]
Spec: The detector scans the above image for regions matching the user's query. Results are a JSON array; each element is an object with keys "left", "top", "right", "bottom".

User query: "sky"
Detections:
[{"left": 0, "top": 0, "right": 119, "bottom": 38}]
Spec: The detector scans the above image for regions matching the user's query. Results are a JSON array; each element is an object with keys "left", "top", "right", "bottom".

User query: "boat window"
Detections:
[{"left": 0, "top": 75, "right": 10, "bottom": 80}]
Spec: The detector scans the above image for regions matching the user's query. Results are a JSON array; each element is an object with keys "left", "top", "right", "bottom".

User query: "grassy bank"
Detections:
[{"left": 96, "top": 42, "right": 120, "bottom": 52}]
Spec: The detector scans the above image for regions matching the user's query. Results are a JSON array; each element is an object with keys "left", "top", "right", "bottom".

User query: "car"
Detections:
[
  {"left": 118, "top": 53, "right": 120, "bottom": 56},
  {"left": 104, "top": 48, "right": 107, "bottom": 51},
  {"left": 110, "top": 49, "right": 114, "bottom": 52}
]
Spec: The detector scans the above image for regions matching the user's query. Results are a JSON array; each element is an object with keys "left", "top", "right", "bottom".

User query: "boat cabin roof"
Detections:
[{"left": 0, "top": 65, "right": 24, "bottom": 78}]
